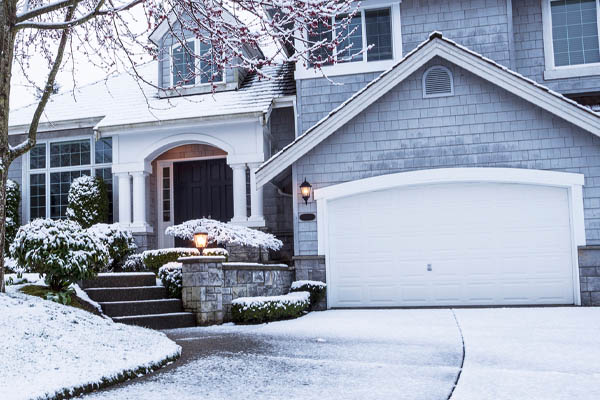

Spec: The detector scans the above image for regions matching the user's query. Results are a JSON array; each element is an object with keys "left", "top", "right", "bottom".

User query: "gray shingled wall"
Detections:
[{"left": 294, "top": 58, "right": 600, "bottom": 256}]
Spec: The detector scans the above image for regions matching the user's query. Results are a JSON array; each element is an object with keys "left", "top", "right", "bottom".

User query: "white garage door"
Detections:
[{"left": 327, "top": 182, "right": 576, "bottom": 307}]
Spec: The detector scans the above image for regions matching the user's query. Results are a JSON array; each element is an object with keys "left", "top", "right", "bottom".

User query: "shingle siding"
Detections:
[{"left": 294, "top": 57, "right": 600, "bottom": 254}]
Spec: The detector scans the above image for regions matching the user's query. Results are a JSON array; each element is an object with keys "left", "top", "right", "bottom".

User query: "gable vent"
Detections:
[{"left": 423, "top": 66, "right": 453, "bottom": 98}]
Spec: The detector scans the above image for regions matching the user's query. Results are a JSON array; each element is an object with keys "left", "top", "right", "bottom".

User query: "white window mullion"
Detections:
[{"left": 361, "top": 10, "right": 367, "bottom": 64}]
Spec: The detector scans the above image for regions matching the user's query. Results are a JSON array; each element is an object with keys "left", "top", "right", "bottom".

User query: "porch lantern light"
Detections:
[
  {"left": 300, "top": 178, "right": 312, "bottom": 205},
  {"left": 193, "top": 227, "right": 209, "bottom": 252}
]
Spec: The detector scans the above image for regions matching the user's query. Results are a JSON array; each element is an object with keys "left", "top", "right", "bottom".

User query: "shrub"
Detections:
[
  {"left": 202, "top": 247, "right": 229, "bottom": 260},
  {"left": 5, "top": 179, "right": 21, "bottom": 253},
  {"left": 141, "top": 247, "right": 200, "bottom": 272},
  {"left": 88, "top": 223, "right": 137, "bottom": 271},
  {"left": 66, "top": 175, "right": 109, "bottom": 228},
  {"left": 290, "top": 280, "right": 327, "bottom": 310},
  {"left": 10, "top": 219, "right": 109, "bottom": 291},
  {"left": 231, "top": 292, "right": 310, "bottom": 324},
  {"left": 158, "top": 262, "right": 182, "bottom": 298},
  {"left": 122, "top": 253, "right": 147, "bottom": 272}
]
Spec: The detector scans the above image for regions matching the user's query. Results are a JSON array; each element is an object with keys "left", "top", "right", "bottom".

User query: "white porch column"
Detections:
[
  {"left": 248, "top": 163, "right": 265, "bottom": 226},
  {"left": 117, "top": 172, "right": 132, "bottom": 225},
  {"left": 131, "top": 171, "right": 149, "bottom": 227},
  {"left": 230, "top": 163, "right": 248, "bottom": 223}
]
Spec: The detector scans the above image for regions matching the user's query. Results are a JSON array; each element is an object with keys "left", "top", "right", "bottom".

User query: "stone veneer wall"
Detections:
[
  {"left": 181, "top": 256, "right": 294, "bottom": 325},
  {"left": 578, "top": 246, "right": 600, "bottom": 306}
]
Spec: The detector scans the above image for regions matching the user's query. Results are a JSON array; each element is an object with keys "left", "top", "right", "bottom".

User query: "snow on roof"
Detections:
[{"left": 9, "top": 62, "right": 295, "bottom": 132}]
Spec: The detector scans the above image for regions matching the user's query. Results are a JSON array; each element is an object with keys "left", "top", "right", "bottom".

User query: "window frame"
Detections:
[
  {"left": 542, "top": 0, "right": 600, "bottom": 79},
  {"left": 297, "top": 1, "right": 402, "bottom": 79},
  {"left": 24, "top": 135, "right": 114, "bottom": 222},
  {"left": 169, "top": 39, "right": 226, "bottom": 87}
]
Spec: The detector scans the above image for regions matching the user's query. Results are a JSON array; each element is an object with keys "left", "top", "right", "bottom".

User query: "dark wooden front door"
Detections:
[{"left": 173, "top": 159, "right": 233, "bottom": 246}]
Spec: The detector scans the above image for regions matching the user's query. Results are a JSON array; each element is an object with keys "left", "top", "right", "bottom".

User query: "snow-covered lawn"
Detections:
[{"left": 0, "top": 283, "right": 181, "bottom": 400}]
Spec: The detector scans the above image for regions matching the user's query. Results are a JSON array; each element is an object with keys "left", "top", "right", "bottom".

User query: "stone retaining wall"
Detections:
[
  {"left": 579, "top": 246, "right": 600, "bottom": 306},
  {"left": 181, "top": 256, "right": 294, "bottom": 325}
]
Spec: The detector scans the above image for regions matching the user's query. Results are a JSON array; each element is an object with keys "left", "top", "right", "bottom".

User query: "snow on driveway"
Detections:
[
  {"left": 83, "top": 310, "right": 463, "bottom": 400},
  {"left": 451, "top": 307, "right": 600, "bottom": 400}
]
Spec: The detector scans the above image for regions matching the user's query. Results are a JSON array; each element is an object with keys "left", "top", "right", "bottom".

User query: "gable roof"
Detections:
[
  {"left": 9, "top": 62, "right": 295, "bottom": 134},
  {"left": 255, "top": 32, "right": 600, "bottom": 188}
]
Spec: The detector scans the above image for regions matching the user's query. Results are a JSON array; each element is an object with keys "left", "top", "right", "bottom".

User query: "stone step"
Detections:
[
  {"left": 100, "top": 299, "right": 184, "bottom": 317},
  {"left": 81, "top": 273, "right": 157, "bottom": 289},
  {"left": 85, "top": 286, "right": 167, "bottom": 302},
  {"left": 113, "top": 312, "right": 196, "bottom": 330}
]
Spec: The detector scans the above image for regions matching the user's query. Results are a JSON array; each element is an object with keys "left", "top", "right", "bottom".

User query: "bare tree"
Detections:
[{"left": 0, "top": 0, "right": 361, "bottom": 292}]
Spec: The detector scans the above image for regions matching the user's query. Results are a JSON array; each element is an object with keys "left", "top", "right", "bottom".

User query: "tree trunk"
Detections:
[{"left": 0, "top": 1, "right": 17, "bottom": 293}]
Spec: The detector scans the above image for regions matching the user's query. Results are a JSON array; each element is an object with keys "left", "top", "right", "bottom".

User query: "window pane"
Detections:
[
  {"left": 336, "top": 14, "right": 363, "bottom": 63},
  {"left": 50, "top": 170, "right": 90, "bottom": 219},
  {"left": 162, "top": 167, "right": 171, "bottom": 222},
  {"left": 308, "top": 18, "right": 333, "bottom": 66},
  {"left": 30, "top": 143, "right": 46, "bottom": 169},
  {"left": 172, "top": 41, "right": 195, "bottom": 85},
  {"left": 95, "top": 137, "right": 113, "bottom": 164},
  {"left": 30, "top": 173, "right": 46, "bottom": 219},
  {"left": 551, "top": 0, "right": 600, "bottom": 66},
  {"left": 95, "top": 167, "right": 113, "bottom": 223},
  {"left": 199, "top": 42, "right": 223, "bottom": 84},
  {"left": 365, "top": 8, "right": 393, "bottom": 61},
  {"left": 50, "top": 139, "right": 91, "bottom": 168}
]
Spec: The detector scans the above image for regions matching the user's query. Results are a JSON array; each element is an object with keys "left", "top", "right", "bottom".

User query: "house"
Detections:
[{"left": 9, "top": 0, "right": 600, "bottom": 308}]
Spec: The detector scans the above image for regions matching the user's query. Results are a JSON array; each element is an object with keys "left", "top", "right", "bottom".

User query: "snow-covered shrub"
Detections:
[
  {"left": 203, "top": 247, "right": 229, "bottom": 260},
  {"left": 4, "top": 179, "right": 21, "bottom": 253},
  {"left": 231, "top": 292, "right": 310, "bottom": 324},
  {"left": 142, "top": 247, "right": 199, "bottom": 272},
  {"left": 4, "top": 257, "right": 23, "bottom": 275},
  {"left": 122, "top": 253, "right": 147, "bottom": 272},
  {"left": 290, "top": 280, "right": 327, "bottom": 310},
  {"left": 165, "top": 218, "right": 283, "bottom": 250},
  {"left": 87, "top": 223, "right": 136, "bottom": 271},
  {"left": 10, "top": 219, "right": 109, "bottom": 291},
  {"left": 158, "top": 262, "right": 182, "bottom": 298},
  {"left": 66, "top": 176, "right": 109, "bottom": 228}
]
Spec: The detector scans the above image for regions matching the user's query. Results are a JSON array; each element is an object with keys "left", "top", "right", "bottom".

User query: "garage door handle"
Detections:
[{"left": 427, "top": 264, "right": 432, "bottom": 271}]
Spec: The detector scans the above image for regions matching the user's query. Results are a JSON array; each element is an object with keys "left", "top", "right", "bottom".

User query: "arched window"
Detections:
[{"left": 422, "top": 66, "right": 454, "bottom": 98}]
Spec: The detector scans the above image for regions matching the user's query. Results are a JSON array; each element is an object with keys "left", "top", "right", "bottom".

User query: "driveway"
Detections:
[{"left": 83, "top": 308, "right": 600, "bottom": 400}]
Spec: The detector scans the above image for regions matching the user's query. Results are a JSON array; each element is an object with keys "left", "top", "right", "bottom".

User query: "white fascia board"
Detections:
[{"left": 8, "top": 116, "right": 104, "bottom": 135}]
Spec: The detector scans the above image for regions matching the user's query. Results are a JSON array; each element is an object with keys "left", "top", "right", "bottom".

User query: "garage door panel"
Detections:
[{"left": 328, "top": 182, "right": 575, "bottom": 307}]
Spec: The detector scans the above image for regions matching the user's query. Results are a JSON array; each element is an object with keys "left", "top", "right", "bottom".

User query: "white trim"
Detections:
[
  {"left": 541, "top": 0, "right": 600, "bottom": 80},
  {"left": 315, "top": 168, "right": 586, "bottom": 308},
  {"left": 256, "top": 35, "right": 600, "bottom": 188},
  {"left": 422, "top": 65, "right": 454, "bottom": 98}
]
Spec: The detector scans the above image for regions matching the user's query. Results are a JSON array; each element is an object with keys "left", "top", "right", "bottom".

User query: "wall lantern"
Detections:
[
  {"left": 300, "top": 178, "right": 312, "bottom": 205},
  {"left": 193, "top": 227, "right": 209, "bottom": 252}
]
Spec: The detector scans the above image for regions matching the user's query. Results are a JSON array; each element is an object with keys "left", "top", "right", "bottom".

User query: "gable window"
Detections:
[
  {"left": 199, "top": 42, "right": 223, "bottom": 84},
  {"left": 172, "top": 41, "right": 196, "bottom": 86},
  {"left": 170, "top": 39, "right": 225, "bottom": 86},
  {"left": 27, "top": 137, "right": 114, "bottom": 222},
  {"left": 365, "top": 9, "right": 393, "bottom": 61},
  {"left": 542, "top": 0, "right": 600, "bottom": 79}
]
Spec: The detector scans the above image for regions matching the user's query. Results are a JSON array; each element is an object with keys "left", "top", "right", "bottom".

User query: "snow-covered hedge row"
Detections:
[
  {"left": 158, "top": 262, "right": 182, "bottom": 298},
  {"left": 122, "top": 253, "right": 147, "bottom": 272},
  {"left": 203, "top": 247, "right": 229, "bottom": 260},
  {"left": 165, "top": 218, "right": 283, "bottom": 250},
  {"left": 88, "top": 223, "right": 137, "bottom": 272},
  {"left": 290, "top": 280, "right": 327, "bottom": 310},
  {"left": 5, "top": 179, "right": 20, "bottom": 253},
  {"left": 10, "top": 219, "right": 109, "bottom": 291},
  {"left": 231, "top": 292, "right": 310, "bottom": 324},
  {"left": 141, "top": 247, "right": 199, "bottom": 272},
  {"left": 66, "top": 175, "right": 109, "bottom": 228}
]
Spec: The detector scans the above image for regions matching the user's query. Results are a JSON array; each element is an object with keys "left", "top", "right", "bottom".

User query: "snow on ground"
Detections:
[
  {"left": 451, "top": 307, "right": 600, "bottom": 400},
  {"left": 83, "top": 310, "right": 463, "bottom": 400},
  {"left": 0, "top": 287, "right": 181, "bottom": 400}
]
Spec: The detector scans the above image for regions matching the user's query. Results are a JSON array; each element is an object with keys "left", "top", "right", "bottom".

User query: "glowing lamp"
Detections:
[
  {"left": 300, "top": 178, "right": 312, "bottom": 205},
  {"left": 193, "top": 227, "right": 209, "bottom": 252}
]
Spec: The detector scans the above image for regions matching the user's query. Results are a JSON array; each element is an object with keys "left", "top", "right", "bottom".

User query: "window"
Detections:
[
  {"left": 199, "top": 42, "right": 224, "bottom": 84},
  {"left": 28, "top": 137, "right": 113, "bottom": 221},
  {"left": 423, "top": 66, "right": 454, "bottom": 98},
  {"left": 162, "top": 167, "right": 171, "bottom": 222},
  {"left": 365, "top": 9, "right": 393, "bottom": 61},
  {"left": 309, "top": 19, "right": 334, "bottom": 65},
  {"left": 551, "top": 0, "right": 600, "bottom": 66},
  {"left": 96, "top": 167, "right": 114, "bottom": 223},
  {"left": 172, "top": 41, "right": 196, "bottom": 85},
  {"left": 337, "top": 14, "right": 364, "bottom": 63}
]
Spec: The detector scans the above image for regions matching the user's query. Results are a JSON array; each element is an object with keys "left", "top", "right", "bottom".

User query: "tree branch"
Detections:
[
  {"left": 9, "top": 7, "right": 75, "bottom": 159},
  {"left": 15, "top": 0, "right": 105, "bottom": 30},
  {"left": 16, "top": 0, "right": 78, "bottom": 23}
]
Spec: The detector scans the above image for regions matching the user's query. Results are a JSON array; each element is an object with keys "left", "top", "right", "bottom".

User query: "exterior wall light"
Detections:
[
  {"left": 300, "top": 178, "right": 312, "bottom": 205},
  {"left": 193, "top": 227, "right": 209, "bottom": 252}
]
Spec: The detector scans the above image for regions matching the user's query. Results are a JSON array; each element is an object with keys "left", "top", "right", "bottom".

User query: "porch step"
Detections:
[
  {"left": 113, "top": 312, "right": 197, "bottom": 330},
  {"left": 80, "top": 272, "right": 156, "bottom": 289},
  {"left": 100, "top": 299, "right": 184, "bottom": 317},
  {"left": 85, "top": 286, "right": 168, "bottom": 302}
]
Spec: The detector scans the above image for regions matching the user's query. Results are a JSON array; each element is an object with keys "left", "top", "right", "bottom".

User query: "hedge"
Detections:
[
  {"left": 290, "top": 280, "right": 327, "bottom": 310},
  {"left": 141, "top": 247, "right": 199, "bottom": 272},
  {"left": 231, "top": 292, "right": 310, "bottom": 324},
  {"left": 158, "top": 262, "right": 182, "bottom": 298}
]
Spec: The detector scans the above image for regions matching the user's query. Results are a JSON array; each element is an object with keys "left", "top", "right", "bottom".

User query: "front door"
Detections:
[{"left": 173, "top": 158, "right": 234, "bottom": 246}]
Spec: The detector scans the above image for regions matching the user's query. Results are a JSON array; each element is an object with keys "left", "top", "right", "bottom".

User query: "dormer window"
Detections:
[{"left": 170, "top": 39, "right": 225, "bottom": 86}]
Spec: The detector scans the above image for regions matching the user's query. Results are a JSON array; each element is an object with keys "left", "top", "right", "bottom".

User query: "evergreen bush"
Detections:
[
  {"left": 66, "top": 175, "right": 109, "bottom": 228},
  {"left": 5, "top": 179, "right": 20, "bottom": 253}
]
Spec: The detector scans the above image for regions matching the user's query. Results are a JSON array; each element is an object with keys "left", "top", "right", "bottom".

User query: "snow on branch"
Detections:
[{"left": 165, "top": 218, "right": 283, "bottom": 250}]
